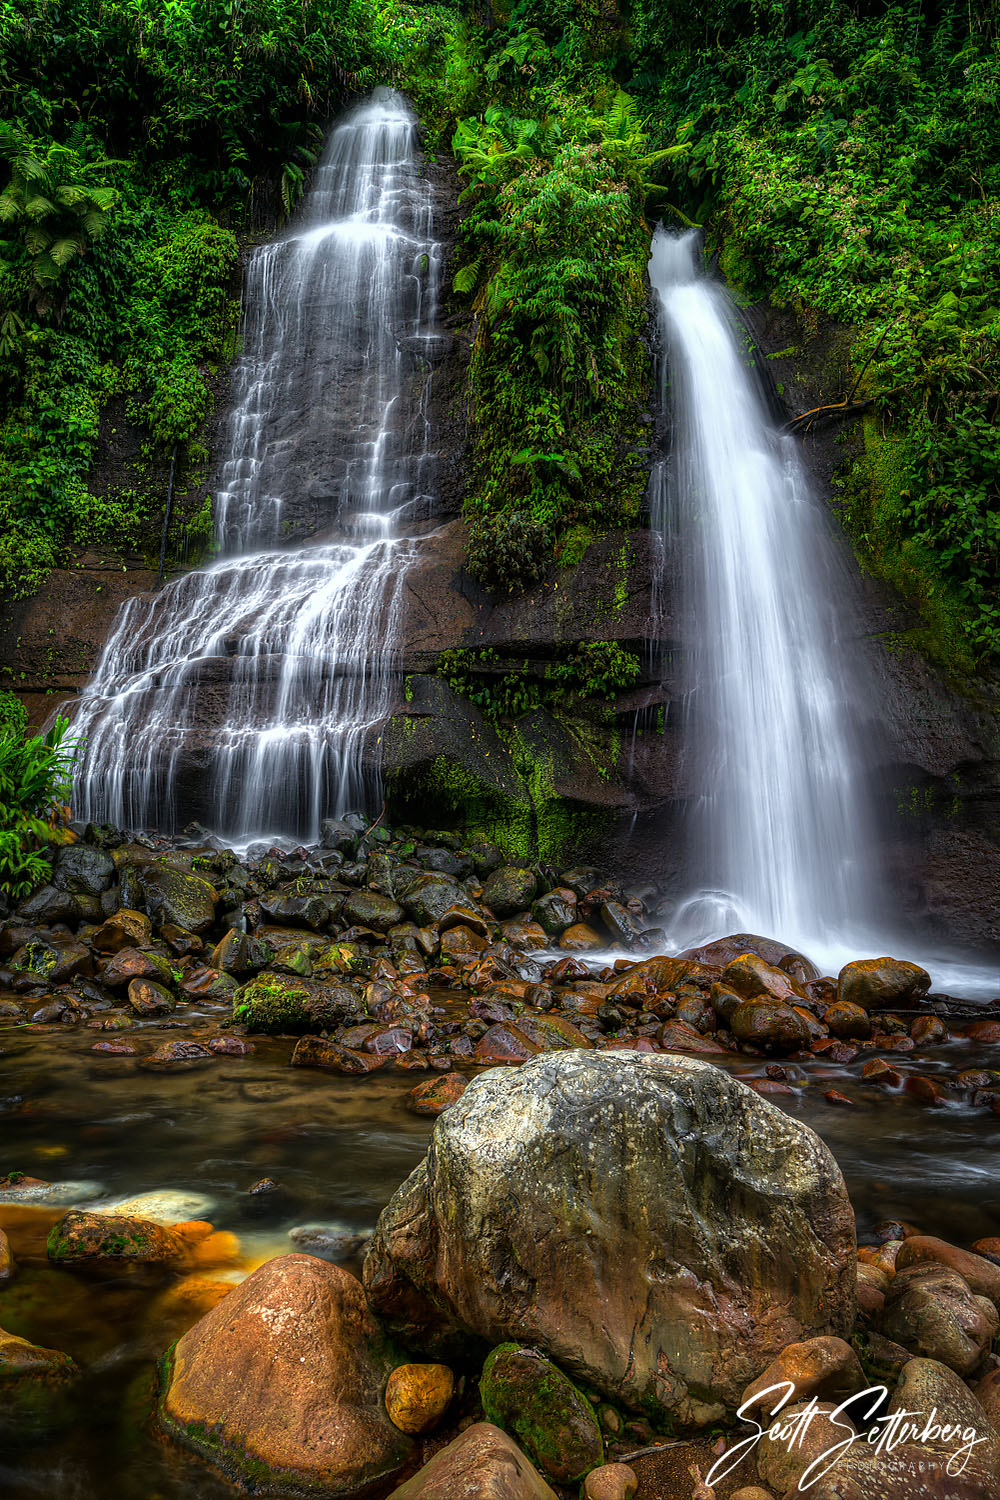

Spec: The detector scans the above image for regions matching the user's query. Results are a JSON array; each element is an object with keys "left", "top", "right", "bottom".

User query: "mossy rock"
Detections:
[
  {"left": 479, "top": 1343, "right": 603, "bottom": 1483},
  {"left": 139, "top": 864, "right": 218, "bottom": 933},
  {"left": 232, "top": 973, "right": 360, "bottom": 1033}
]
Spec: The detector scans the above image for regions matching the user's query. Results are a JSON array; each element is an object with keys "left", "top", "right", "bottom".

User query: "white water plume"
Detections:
[{"left": 72, "top": 90, "right": 440, "bottom": 842}]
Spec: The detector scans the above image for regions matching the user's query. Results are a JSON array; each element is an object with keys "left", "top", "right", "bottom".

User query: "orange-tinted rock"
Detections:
[
  {"left": 385, "top": 1362, "right": 454, "bottom": 1434},
  {"left": 972, "top": 1237, "right": 1000, "bottom": 1267},
  {"left": 598, "top": 1037, "right": 658, "bottom": 1052},
  {"left": 861, "top": 1058, "right": 903, "bottom": 1087},
  {"left": 101, "top": 947, "right": 172, "bottom": 988},
  {"left": 823, "top": 1000, "right": 871, "bottom": 1040},
  {"left": 474, "top": 1023, "right": 542, "bottom": 1065},
  {"left": 582, "top": 1465, "right": 638, "bottom": 1500},
  {"left": 127, "top": 977, "right": 175, "bottom": 1016},
  {"left": 516, "top": 1014, "right": 592, "bottom": 1051},
  {"left": 811, "top": 1039, "right": 858, "bottom": 1063},
  {"left": 903, "top": 1075, "right": 950, "bottom": 1106},
  {"left": 910, "top": 1015, "right": 948, "bottom": 1044},
  {"left": 161, "top": 1255, "right": 412, "bottom": 1494},
  {"left": 0, "top": 1227, "right": 13, "bottom": 1284},
  {"left": 207, "top": 1035, "right": 255, "bottom": 1056},
  {"left": 870, "top": 1032, "right": 915, "bottom": 1052},
  {"left": 722, "top": 952, "right": 804, "bottom": 1005},
  {"left": 384, "top": 1423, "right": 557, "bottom": 1500},
  {"left": 741, "top": 1335, "right": 866, "bottom": 1412},
  {"left": 730, "top": 997, "right": 812, "bottom": 1051},
  {"left": 837, "top": 957, "right": 931, "bottom": 1011},
  {"left": 91, "top": 908, "right": 152, "bottom": 954},
  {"left": 559, "top": 924, "right": 604, "bottom": 952},
  {"left": 405, "top": 1074, "right": 469, "bottom": 1116},
  {"left": 857, "top": 1265, "right": 887, "bottom": 1316},
  {"left": 965, "top": 1020, "right": 1000, "bottom": 1042},
  {"left": 896, "top": 1236, "right": 1000, "bottom": 1308},
  {"left": 290, "top": 1037, "right": 390, "bottom": 1073},
  {"left": 656, "top": 1019, "right": 727, "bottom": 1054},
  {"left": 823, "top": 1089, "right": 855, "bottom": 1106}
]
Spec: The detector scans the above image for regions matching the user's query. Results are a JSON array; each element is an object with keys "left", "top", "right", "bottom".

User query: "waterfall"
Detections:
[
  {"left": 649, "top": 227, "right": 885, "bottom": 960},
  {"left": 72, "top": 90, "right": 440, "bottom": 844}
]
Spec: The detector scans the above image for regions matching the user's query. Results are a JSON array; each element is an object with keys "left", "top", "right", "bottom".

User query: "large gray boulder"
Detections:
[{"left": 363, "top": 1051, "right": 855, "bottom": 1427}]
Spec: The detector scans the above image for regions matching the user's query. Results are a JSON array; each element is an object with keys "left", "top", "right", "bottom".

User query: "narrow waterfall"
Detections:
[
  {"left": 72, "top": 91, "right": 440, "bottom": 843},
  {"left": 649, "top": 228, "right": 883, "bottom": 959}
]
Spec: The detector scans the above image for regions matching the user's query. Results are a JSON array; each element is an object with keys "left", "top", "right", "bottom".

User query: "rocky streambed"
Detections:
[{"left": 2, "top": 816, "right": 1000, "bottom": 1498}]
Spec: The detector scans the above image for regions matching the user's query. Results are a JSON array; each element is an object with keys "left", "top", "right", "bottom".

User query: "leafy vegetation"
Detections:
[
  {"left": 627, "top": 0, "right": 1000, "bottom": 669},
  {"left": 439, "top": 640, "right": 639, "bottom": 721},
  {"left": 431, "top": 1, "right": 681, "bottom": 592},
  {"left": 0, "top": 0, "right": 426, "bottom": 600},
  {"left": 0, "top": 714, "right": 77, "bottom": 898}
]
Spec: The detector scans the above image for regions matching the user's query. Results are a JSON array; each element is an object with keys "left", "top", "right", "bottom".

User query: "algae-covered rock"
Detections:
[
  {"left": 232, "top": 973, "right": 359, "bottom": 1032},
  {"left": 160, "top": 1254, "right": 412, "bottom": 1496},
  {"left": 0, "top": 1326, "right": 80, "bottom": 1441},
  {"left": 364, "top": 1051, "right": 856, "bottom": 1428},
  {"left": 837, "top": 957, "right": 931, "bottom": 1011},
  {"left": 139, "top": 864, "right": 218, "bottom": 933},
  {"left": 47, "top": 1210, "right": 182, "bottom": 1267},
  {"left": 480, "top": 1344, "right": 603, "bottom": 1483}
]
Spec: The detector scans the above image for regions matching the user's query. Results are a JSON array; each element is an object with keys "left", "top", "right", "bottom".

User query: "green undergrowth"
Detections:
[
  {"left": 438, "top": 641, "right": 640, "bottom": 722},
  {"left": 626, "top": 0, "right": 1000, "bottom": 673},
  {"left": 0, "top": 0, "right": 444, "bottom": 600},
  {"left": 422, "top": 0, "right": 683, "bottom": 593}
]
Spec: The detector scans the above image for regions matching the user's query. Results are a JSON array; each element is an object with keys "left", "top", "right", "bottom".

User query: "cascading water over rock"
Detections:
[
  {"left": 72, "top": 91, "right": 441, "bottom": 843},
  {"left": 648, "top": 228, "right": 885, "bottom": 963}
]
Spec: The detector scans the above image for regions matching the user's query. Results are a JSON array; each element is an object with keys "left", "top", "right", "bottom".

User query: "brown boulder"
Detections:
[
  {"left": 888, "top": 1357, "right": 1000, "bottom": 1476},
  {"left": 160, "top": 1254, "right": 412, "bottom": 1494},
  {"left": 384, "top": 1362, "right": 454, "bottom": 1435},
  {"left": 837, "top": 957, "right": 931, "bottom": 1011},
  {"left": 895, "top": 1236, "right": 1000, "bottom": 1309},
  {"left": 722, "top": 953, "right": 804, "bottom": 1005},
  {"left": 741, "top": 1336, "right": 866, "bottom": 1412},
  {"left": 879, "top": 1264, "right": 997, "bottom": 1376},
  {"left": 364, "top": 1051, "right": 856, "bottom": 1428},
  {"left": 92, "top": 908, "right": 152, "bottom": 953},
  {"left": 384, "top": 1423, "right": 557, "bottom": 1500},
  {"left": 730, "top": 997, "right": 813, "bottom": 1052}
]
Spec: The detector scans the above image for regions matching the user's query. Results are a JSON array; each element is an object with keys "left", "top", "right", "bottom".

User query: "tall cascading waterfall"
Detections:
[
  {"left": 72, "top": 91, "right": 441, "bottom": 843},
  {"left": 649, "top": 227, "right": 887, "bottom": 964}
]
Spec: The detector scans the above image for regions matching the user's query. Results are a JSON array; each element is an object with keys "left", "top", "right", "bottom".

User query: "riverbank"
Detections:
[{"left": 2, "top": 816, "right": 1000, "bottom": 1496}]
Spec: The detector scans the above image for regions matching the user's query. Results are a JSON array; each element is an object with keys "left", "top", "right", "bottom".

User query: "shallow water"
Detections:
[{"left": 2, "top": 1022, "right": 1000, "bottom": 1496}]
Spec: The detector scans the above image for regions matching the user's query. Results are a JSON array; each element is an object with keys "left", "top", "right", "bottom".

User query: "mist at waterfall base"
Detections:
[
  {"left": 648, "top": 228, "right": 996, "bottom": 998},
  {"left": 71, "top": 91, "right": 440, "bottom": 844}
]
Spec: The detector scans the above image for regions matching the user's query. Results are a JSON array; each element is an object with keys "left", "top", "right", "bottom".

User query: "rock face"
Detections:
[
  {"left": 160, "top": 1254, "right": 412, "bottom": 1495},
  {"left": 363, "top": 1051, "right": 856, "bottom": 1427}
]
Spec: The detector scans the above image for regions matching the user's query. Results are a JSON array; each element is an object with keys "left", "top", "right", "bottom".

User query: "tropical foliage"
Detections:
[{"left": 0, "top": 714, "right": 77, "bottom": 898}]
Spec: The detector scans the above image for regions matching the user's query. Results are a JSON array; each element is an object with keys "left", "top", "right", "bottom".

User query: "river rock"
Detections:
[
  {"left": 160, "top": 1255, "right": 411, "bottom": 1493},
  {"left": 480, "top": 1343, "right": 603, "bottom": 1483},
  {"left": 139, "top": 864, "right": 217, "bottom": 932},
  {"left": 582, "top": 1465, "right": 638, "bottom": 1500},
  {"left": 740, "top": 1336, "right": 866, "bottom": 1412},
  {"left": 384, "top": 1422, "right": 557, "bottom": 1500},
  {"left": 127, "top": 976, "right": 176, "bottom": 1015},
  {"left": 0, "top": 1326, "right": 80, "bottom": 1439},
  {"left": 385, "top": 1362, "right": 454, "bottom": 1434},
  {"left": 233, "top": 973, "right": 359, "bottom": 1031},
  {"left": 895, "top": 1236, "right": 1000, "bottom": 1310},
  {"left": 52, "top": 843, "right": 115, "bottom": 895},
  {"left": 879, "top": 1264, "right": 997, "bottom": 1376},
  {"left": 531, "top": 889, "right": 577, "bottom": 935},
  {"left": 405, "top": 1073, "right": 468, "bottom": 1115},
  {"left": 482, "top": 866, "right": 538, "bottom": 917},
  {"left": 399, "top": 872, "right": 466, "bottom": 927},
  {"left": 837, "top": 958, "right": 931, "bottom": 1011},
  {"left": 888, "top": 1357, "right": 1000, "bottom": 1475},
  {"left": 755, "top": 1399, "right": 853, "bottom": 1494},
  {"left": 343, "top": 890, "right": 405, "bottom": 932},
  {"left": 730, "top": 996, "right": 813, "bottom": 1051},
  {"left": 92, "top": 908, "right": 153, "bottom": 953},
  {"left": 560, "top": 923, "right": 604, "bottom": 950},
  {"left": 363, "top": 1051, "right": 856, "bottom": 1427},
  {"left": 12, "top": 937, "right": 92, "bottom": 983},
  {"left": 100, "top": 946, "right": 175, "bottom": 988},
  {"left": 48, "top": 1209, "right": 182, "bottom": 1266}
]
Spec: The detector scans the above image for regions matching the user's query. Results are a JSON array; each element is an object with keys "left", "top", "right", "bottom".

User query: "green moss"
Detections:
[
  {"left": 232, "top": 972, "right": 312, "bottom": 1031},
  {"left": 841, "top": 417, "right": 976, "bottom": 677}
]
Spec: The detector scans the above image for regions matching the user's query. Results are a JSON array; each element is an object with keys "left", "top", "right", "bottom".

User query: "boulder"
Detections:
[
  {"left": 879, "top": 1264, "right": 997, "bottom": 1376},
  {"left": 384, "top": 1422, "right": 557, "bottom": 1500},
  {"left": 895, "top": 1236, "right": 1000, "bottom": 1310},
  {"left": 482, "top": 866, "right": 538, "bottom": 918},
  {"left": 160, "top": 1254, "right": 412, "bottom": 1495},
  {"left": 92, "top": 908, "right": 153, "bottom": 953},
  {"left": 399, "top": 873, "right": 467, "bottom": 927},
  {"left": 755, "top": 1400, "right": 851, "bottom": 1495},
  {"left": 48, "top": 1210, "right": 182, "bottom": 1266},
  {"left": 343, "top": 890, "right": 405, "bottom": 933},
  {"left": 232, "top": 974, "right": 359, "bottom": 1032},
  {"left": 126, "top": 977, "right": 176, "bottom": 1016},
  {"left": 480, "top": 1343, "right": 603, "bottom": 1483},
  {"left": 837, "top": 958, "right": 931, "bottom": 1011},
  {"left": 384, "top": 1362, "right": 454, "bottom": 1435},
  {"left": 730, "top": 997, "right": 813, "bottom": 1052},
  {"left": 52, "top": 843, "right": 115, "bottom": 895},
  {"left": 363, "top": 1051, "right": 856, "bottom": 1427},
  {"left": 740, "top": 1336, "right": 866, "bottom": 1412},
  {"left": 139, "top": 863, "right": 217, "bottom": 932},
  {"left": 888, "top": 1358, "right": 1000, "bottom": 1476},
  {"left": 0, "top": 1326, "right": 80, "bottom": 1439}
]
